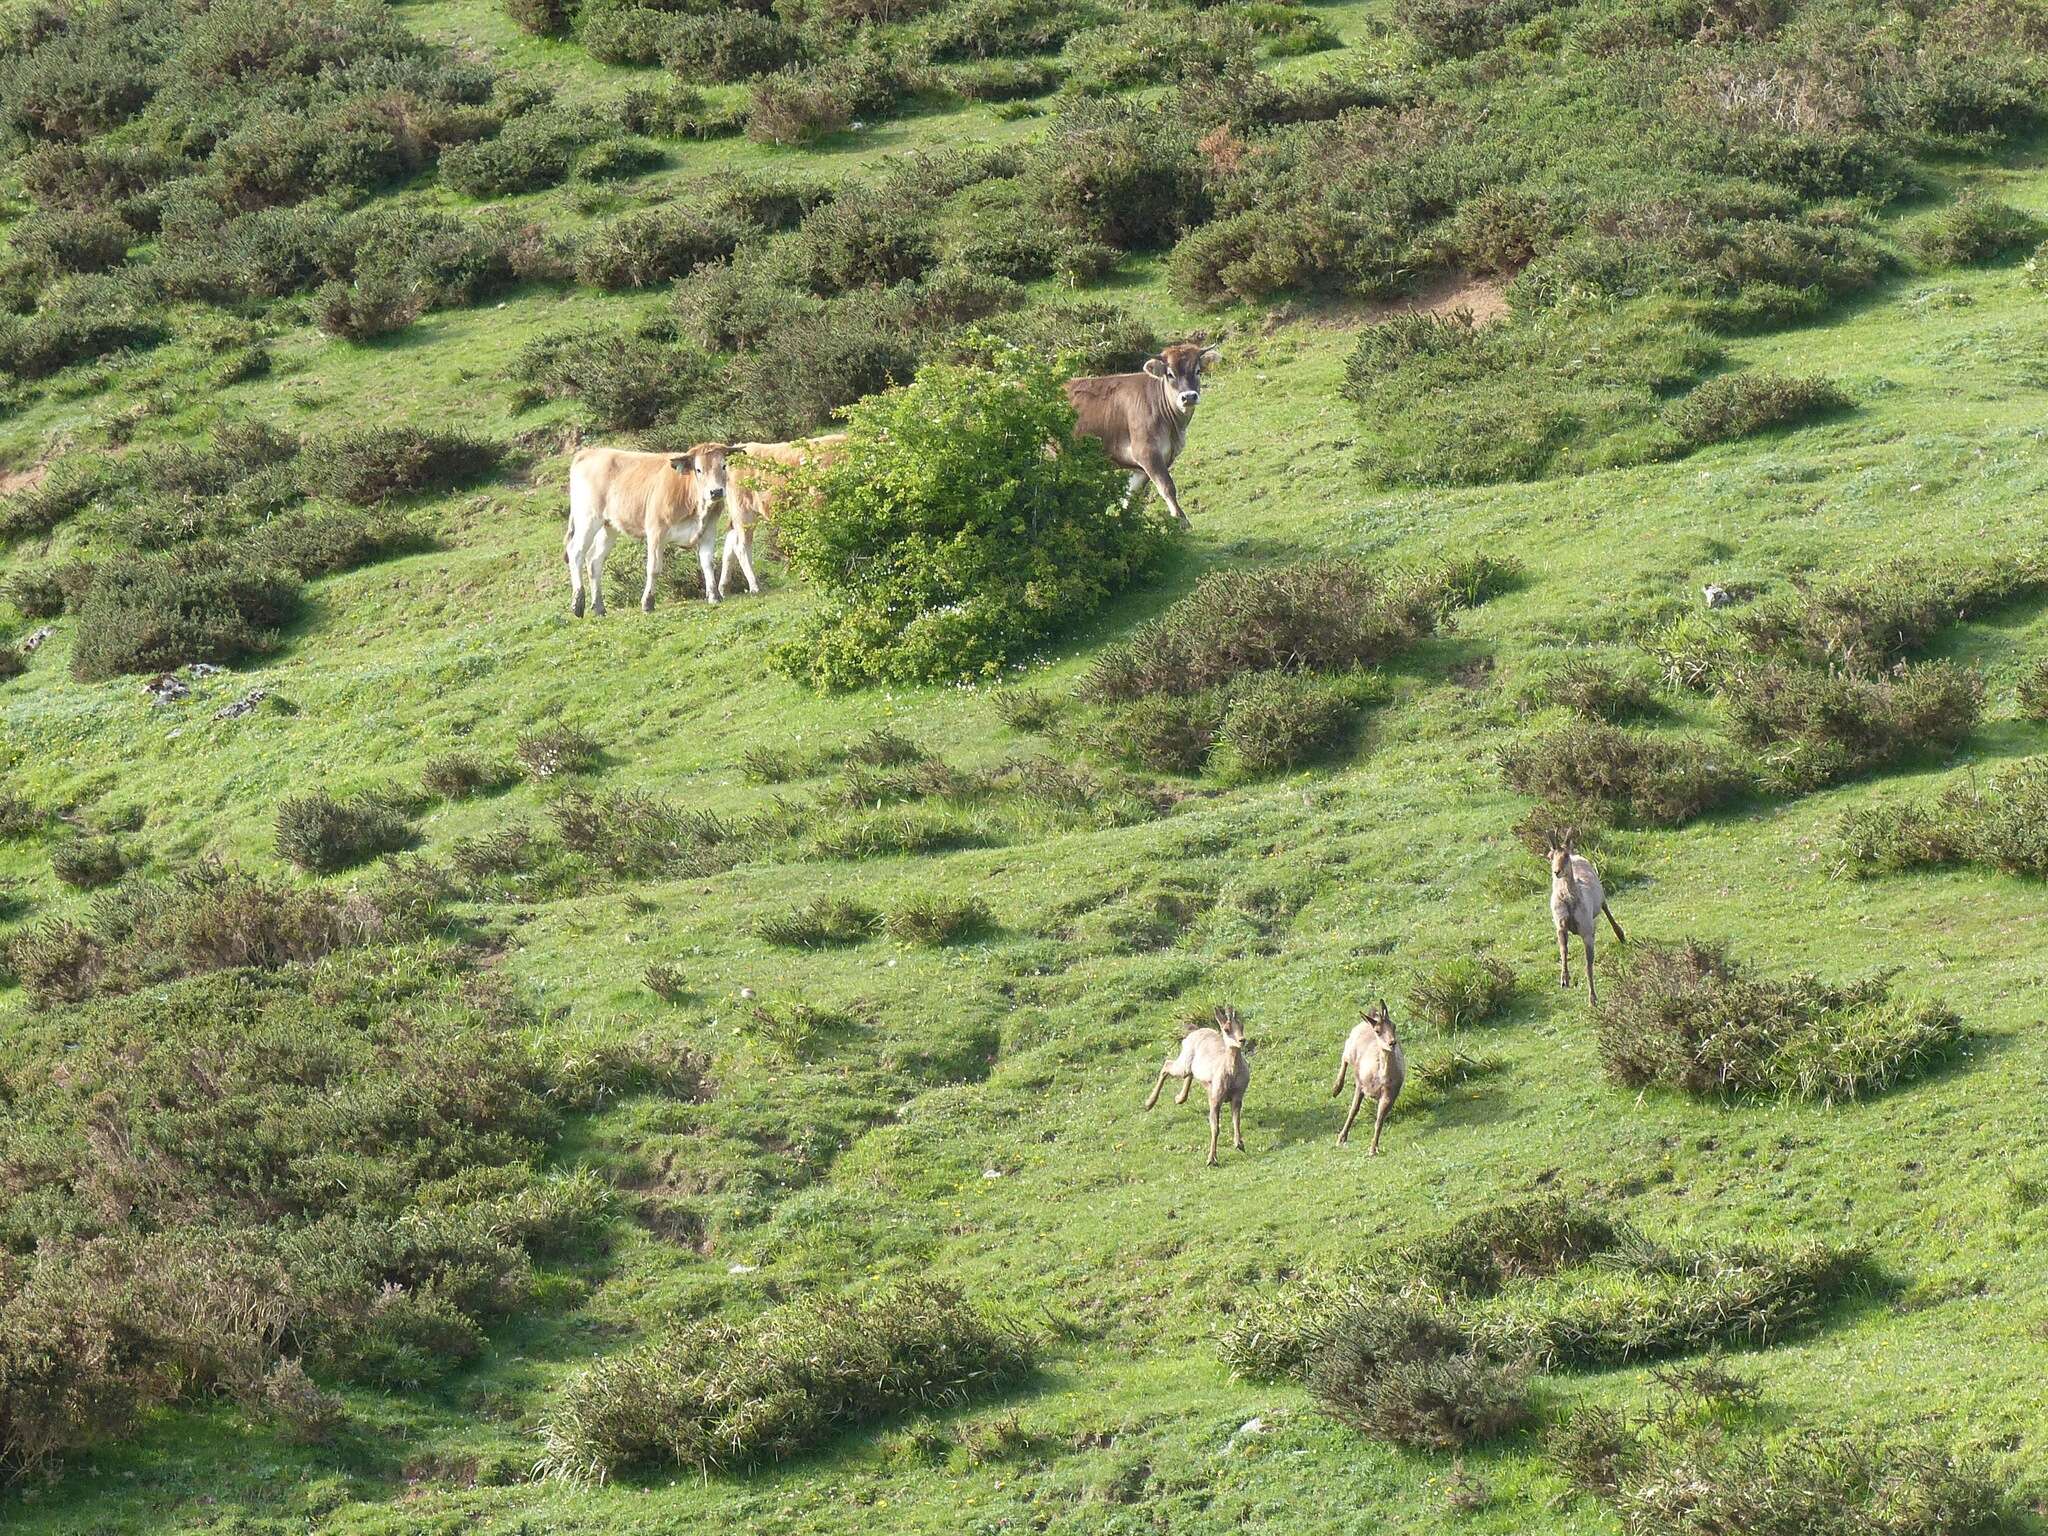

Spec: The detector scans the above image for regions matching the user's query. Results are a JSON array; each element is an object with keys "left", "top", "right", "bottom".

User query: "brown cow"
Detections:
[
  {"left": 1065, "top": 341, "right": 1221, "bottom": 524},
  {"left": 564, "top": 443, "right": 744, "bottom": 617},
  {"left": 721, "top": 433, "right": 849, "bottom": 596}
]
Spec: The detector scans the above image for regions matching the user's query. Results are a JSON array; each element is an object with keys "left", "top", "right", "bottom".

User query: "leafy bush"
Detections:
[
  {"left": 1527, "top": 656, "right": 1664, "bottom": 721},
  {"left": 753, "top": 894, "right": 882, "bottom": 948},
  {"left": 809, "top": 806, "right": 988, "bottom": 858},
  {"left": 795, "top": 188, "right": 938, "bottom": 295},
  {"left": 575, "top": 136, "right": 662, "bottom": 181},
  {"left": 1407, "top": 951, "right": 1518, "bottom": 1030},
  {"left": 422, "top": 752, "right": 519, "bottom": 801},
  {"left": 313, "top": 273, "right": 424, "bottom": 341},
  {"left": 1838, "top": 757, "right": 2048, "bottom": 878},
  {"left": 1726, "top": 555, "right": 2048, "bottom": 672},
  {"left": 887, "top": 893, "right": 994, "bottom": 945},
  {"left": 441, "top": 130, "right": 570, "bottom": 198},
  {"left": 1910, "top": 192, "right": 2045, "bottom": 266},
  {"left": 1664, "top": 372, "right": 1852, "bottom": 447},
  {"left": 69, "top": 553, "right": 300, "bottom": 681},
  {"left": 51, "top": 837, "right": 127, "bottom": 890},
  {"left": 1398, "top": 0, "right": 1556, "bottom": 57},
  {"left": 661, "top": 11, "right": 798, "bottom": 83},
  {"left": 10, "top": 210, "right": 133, "bottom": 275},
  {"left": 1058, "top": 12, "right": 1253, "bottom": 95},
  {"left": 1080, "top": 691, "right": 1225, "bottom": 774},
  {"left": 298, "top": 428, "right": 500, "bottom": 505},
  {"left": 275, "top": 792, "right": 417, "bottom": 873},
  {"left": 1724, "top": 660, "right": 1983, "bottom": 793},
  {"left": 575, "top": 205, "right": 750, "bottom": 290},
  {"left": 772, "top": 349, "right": 1160, "bottom": 689},
  {"left": 517, "top": 725, "right": 601, "bottom": 780},
  {"left": 1034, "top": 99, "right": 1208, "bottom": 252},
  {"left": 0, "top": 274, "right": 165, "bottom": 379},
  {"left": 2017, "top": 658, "right": 2048, "bottom": 720},
  {"left": 515, "top": 327, "right": 724, "bottom": 431},
  {"left": 537, "top": 1280, "right": 1032, "bottom": 1479},
  {"left": 1214, "top": 672, "right": 1364, "bottom": 776},
  {"left": 507, "top": 0, "right": 577, "bottom": 36},
  {"left": 1498, "top": 723, "right": 1749, "bottom": 828},
  {"left": 1594, "top": 940, "right": 1965, "bottom": 1104}
]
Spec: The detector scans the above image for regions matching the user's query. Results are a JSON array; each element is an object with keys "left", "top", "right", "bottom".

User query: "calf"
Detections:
[
  {"left": 564, "top": 443, "right": 743, "bottom": 616},
  {"left": 1066, "top": 341, "right": 1221, "bottom": 524},
  {"left": 1549, "top": 834, "right": 1626, "bottom": 1005},
  {"left": 1332, "top": 1000, "right": 1405, "bottom": 1155},
  {"left": 1143, "top": 1003, "right": 1250, "bottom": 1167},
  {"left": 721, "top": 433, "right": 849, "bottom": 596}
]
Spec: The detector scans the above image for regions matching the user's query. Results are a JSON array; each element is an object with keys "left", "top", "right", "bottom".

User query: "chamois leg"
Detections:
[
  {"left": 1368, "top": 1096, "right": 1391, "bottom": 1157},
  {"left": 1332, "top": 1058, "right": 1351, "bottom": 1097},
  {"left": 1230, "top": 1093, "right": 1244, "bottom": 1152},
  {"left": 1175, "top": 1077, "right": 1192, "bottom": 1105},
  {"left": 1206, "top": 1093, "right": 1221, "bottom": 1167},
  {"left": 1583, "top": 931, "right": 1598, "bottom": 1006},
  {"left": 1144, "top": 1064, "right": 1174, "bottom": 1110},
  {"left": 1603, "top": 901, "right": 1626, "bottom": 944},
  {"left": 1557, "top": 924, "right": 1572, "bottom": 989},
  {"left": 1338, "top": 1086, "right": 1365, "bottom": 1145}
]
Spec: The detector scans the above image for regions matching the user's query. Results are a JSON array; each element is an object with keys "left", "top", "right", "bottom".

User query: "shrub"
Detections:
[
  {"left": 517, "top": 725, "right": 601, "bottom": 780},
  {"left": 575, "top": 136, "right": 662, "bottom": 181},
  {"left": 1594, "top": 939, "right": 1965, "bottom": 1103},
  {"left": 1548, "top": 1406, "right": 1639, "bottom": 1498},
  {"left": 1398, "top": 0, "right": 1556, "bottom": 57},
  {"left": 1084, "top": 562, "right": 1447, "bottom": 702},
  {"left": 1058, "top": 13, "right": 1254, "bottom": 95},
  {"left": 1081, "top": 692, "right": 1225, "bottom": 774},
  {"left": 313, "top": 273, "right": 424, "bottom": 341},
  {"left": 275, "top": 792, "right": 417, "bottom": 873},
  {"left": 746, "top": 65, "right": 856, "bottom": 146},
  {"left": 795, "top": 188, "right": 937, "bottom": 295},
  {"left": 1529, "top": 657, "right": 1663, "bottom": 721},
  {"left": 1665, "top": 372, "right": 1851, "bottom": 447},
  {"left": 1910, "top": 192, "right": 2045, "bottom": 266},
  {"left": 515, "top": 327, "right": 724, "bottom": 431},
  {"left": 0, "top": 275, "right": 165, "bottom": 379},
  {"left": 10, "top": 210, "right": 133, "bottom": 275},
  {"left": 1838, "top": 757, "right": 2048, "bottom": 878},
  {"left": 1727, "top": 555, "right": 2048, "bottom": 672},
  {"left": 753, "top": 894, "right": 882, "bottom": 947},
  {"left": 927, "top": 0, "right": 1100, "bottom": 60},
  {"left": 550, "top": 791, "right": 732, "bottom": 878},
  {"left": 574, "top": 206, "right": 749, "bottom": 290},
  {"left": 809, "top": 806, "right": 988, "bottom": 858},
  {"left": 887, "top": 893, "right": 993, "bottom": 944},
  {"left": 244, "top": 509, "right": 429, "bottom": 580},
  {"left": 422, "top": 752, "right": 519, "bottom": 801},
  {"left": 1034, "top": 99, "right": 1208, "bottom": 252},
  {"left": 1724, "top": 660, "right": 1983, "bottom": 793},
  {"left": 441, "top": 132, "right": 570, "bottom": 198},
  {"left": 2017, "top": 658, "right": 2048, "bottom": 719},
  {"left": 1407, "top": 951, "right": 1518, "bottom": 1030},
  {"left": 3, "top": 565, "right": 67, "bottom": 617},
  {"left": 299, "top": 428, "right": 501, "bottom": 505},
  {"left": 507, "top": 0, "right": 577, "bottom": 36},
  {"left": 941, "top": 58, "right": 1059, "bottom": 102},
  {"left": 1498, "top": 723, "right": 1748, "bottom": 828},
  {"left": 722, "top": 303, "right": 920, "bottom": 440},
  {"left": 661, "top": 11, "right": 797, "bottom": 83},
  {"left": 537, "top": 1280, "right": 1033, "bottom": 1479},
  {"left": 51, "top": 837, "right": 127, "bottom": 890},
  {"left": 69, "top": 553, "right": 300, "bottom": 681},
  {"left": 772, "top": 349, "right": 1160, "bottom": 689},
  {"left": 1215, "top": 672, "right": 1363, "bottom": 776},
  {"left": 1307, "top": 1307, "right": 1532, "bottom": 1452}
]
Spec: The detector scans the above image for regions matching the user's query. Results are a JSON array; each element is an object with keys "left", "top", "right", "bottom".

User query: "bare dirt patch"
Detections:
[
  {"left": 0, "top": 460, "right": 50, "bottom": 497},
  {"left": 1279, "top": 271, "right": 1512, "bottom": 332}
]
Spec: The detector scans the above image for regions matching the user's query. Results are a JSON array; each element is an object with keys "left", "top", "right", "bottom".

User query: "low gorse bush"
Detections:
[
  {"left": 274, "top": 791, "right": 418, "bottom": 873},
  {"left": 1837, "top": 757, "right": 2048, "bottom": 878},
  {"left": 422, "top": 752, "right": 519, "bottom": 801},
  {"left": 753, "top": 894, "right": 882, "bottom": 948},
  {"left": 1594, "top": 939, "right": 1965, "bottom": 1103},
  {"left": 517, "top": 724, "right": 602, "bottom": 780},
  {"left": 69, "top": 552, "right": 300, "bottom": 681},
  {"left": 537, "top": 1280, "right": 1033, "bottom": 1479},
  {"left": 297, "top": 428, "right": 501, "bottom": 505},
  {"left": 50, "top": 836, "right": 128, "bottom": 890},
  {"left": 1664, "top": 372, "right": 1851, "bottom": 447},
  {"left": 1725, "top": 660, "right": 1983, "bottom": 793},
  {"left": 887, "top": 892, "right": 993, "bottom": 944},
  {"left": 1910, "top": 192, "right": 2045, "bottom": 267},
  {"left": 1498, "top": 723, "right": 1748, "bottom": 828},
  {"left": 1407, "top": 951, "right": 1519, "bottom": 1029}
]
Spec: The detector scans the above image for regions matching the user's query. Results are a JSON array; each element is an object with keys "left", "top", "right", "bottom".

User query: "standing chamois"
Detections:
[
  {"left": 1549, "top": 833, "right": 1625, "bottom": 1004},
  {"left": 1332, "top": 1000, "right": 1405, "bottom": 1155},
  {"left": 1143, "top": 1004, "right": 1250, "bottom": 1166}
]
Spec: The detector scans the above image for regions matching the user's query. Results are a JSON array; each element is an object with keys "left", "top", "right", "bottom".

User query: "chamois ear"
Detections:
[{"left": 1142, "top": 356, "right": 1168, "bottom": 379}]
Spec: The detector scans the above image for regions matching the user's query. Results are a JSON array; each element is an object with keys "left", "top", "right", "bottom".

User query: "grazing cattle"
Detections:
[
  {"left": 564, "top": 443, "right": 744, "bottom": 617},
  {"left": 1548, "top": 834, "right": 1626, "bottom": 1005},
  {"left": 1332, "top": 1001, "right": 1405, "bottom": 1155},
  {"left": 1066, "top": 341, "right": 1221, "bottom": 524},
  {"left": 722, "top": 433, "right": 849, "bottom": 596},
  {"left": 1144, "top": 1003, "right": 1251, "bottom": 1167}
]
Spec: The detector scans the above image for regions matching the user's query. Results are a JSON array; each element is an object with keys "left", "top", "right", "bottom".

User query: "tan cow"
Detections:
[
  {"left": 564, "top": 443, "right": 744, "bottom": 617},
  {"left": 1065, "top": 341, "right": 1221, "bottom": 524},
  {"left": 721, "top": 433, "right": 849, "bottom": 596}
]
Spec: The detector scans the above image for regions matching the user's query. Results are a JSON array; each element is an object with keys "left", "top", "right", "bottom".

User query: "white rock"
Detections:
[{"left": 728, "top": 1263, "right": 758, "bottom": 1275}]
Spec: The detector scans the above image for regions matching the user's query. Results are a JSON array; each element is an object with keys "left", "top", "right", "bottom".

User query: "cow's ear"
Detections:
[
  {"left": 1142, "top": 356, "right": 1168, "bottom": 379},
  {"left": 1199, "top": 345, "right": 1222, "bottom": 367},
  {"left": 726, "top": 444, "right": 747, "bottom": 459},
  {"left": 668, "top": 456, "right": 690, "bottom": 475}
]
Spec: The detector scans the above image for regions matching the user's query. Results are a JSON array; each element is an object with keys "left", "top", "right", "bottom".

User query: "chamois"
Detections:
[
  {"left": 1548, "top": 833, "right": 1625, "bottom": 1004},
  {"left": 1332, "top": 1000, "right": 1405, "bottom": 1154},
  {"left": 1143, "top": 1004, "right": 1250, "bottom": 1167}
]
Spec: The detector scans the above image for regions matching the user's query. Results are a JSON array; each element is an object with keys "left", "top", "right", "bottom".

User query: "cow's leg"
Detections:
[
  {"left": 1230, "top": 1092, "right": 1244, "bottom": 1152},
  {"left": 565, "top": 525, "right": 585, "bottom": 618},
  {"left": 1206, "top": 1093, "right": 1221, "bottom": 1167},
  {"left": 1144, "top": 1064, "right": 1172, "bottom": 1111},
  {"left": 1120, "top": 470, "right": 1149, "bottom": 512},
  {"left": 587, "top": 525, "right": 612, "bottom": 617},
  {"left": 697, "top": 530, "right": 721, "bottom": 605},
  {"left": 729, "top": 522, "right": 761, "bottom": 595},
  {"left": 1146, "top": 463, "right": 1189, "bottom": 523},
  {"left": 642, "top": 530, "right": 663, "bottom": 613}
]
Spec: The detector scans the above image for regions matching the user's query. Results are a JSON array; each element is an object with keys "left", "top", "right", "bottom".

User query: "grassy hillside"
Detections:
[{"left": 3, "top": 0, "right": 2048, "bottom": 1531}]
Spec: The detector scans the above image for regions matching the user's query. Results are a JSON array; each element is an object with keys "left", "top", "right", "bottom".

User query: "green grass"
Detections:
[{"left": 6, "top": 7, "right": 2048, "bottom": 1536}]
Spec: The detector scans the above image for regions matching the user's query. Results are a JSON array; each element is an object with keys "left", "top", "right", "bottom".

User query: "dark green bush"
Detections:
[
  {"left": 773, "top": 349, "right": 1160, "bottom": 688},
  {"left": 275, "top": 792, "right": 418, "bottom": 873},
  {"left": 0, "top": 274, "right": 165, "bottom": 379},
  {"left": 313, "top": 272, "right": 424, "bottom": 341},
  {"left": 795, "top": 188, "right": 937, "bottom": 294},
  {"left": 1724, "top": 660, "right": 1983, "bottom": 793},
  {"left": 1910, "top": 192, "right": 2046, "bottom": 266},
  {"left": 51, "top": 837, "right": 127, "bottom": 890},
  {"left": 1058, "top": 12, "right": 1253, "bottom": 95},
  {"left": 1215, "top": 672, "right": 1364, "bottom": 776},
  {"left": 1408, "top": 951, "right": 1518, "bottom": 1030},
  {"left": 1838, "top": 757, "right": 2048, "bottom": 879},
  {"left": 507, "top": 0, "right": 577, "bottom": 36},
  {"left": 69, "top": 553, "right": 300, "bottom": 681},
  {"left": 1034, "top": 99, "right": 1208, "bottom": 252},
  {"left": 1080, "top": 692, "right": 1225, "bottom": 775},
  {"left": 10, "top": 210, "right": 133, "bottom": 275},
  {"left": 1727, "top": 555, "right": 2048, "bottom": 672},
  {"left": 575, "top": 205, "right": 750, "bottom": 290},
  {"left": 1665, "top": 372, "right": 1851, "bottom": 447},
  {"left": 245, "top": 508, "right": 430, "bottom": 580},
  {"left": 550, "top": 790, "right": 732, "bottom": 878},
  {"left": 517, "top": 724, "right": 601, "bottom": 780},
  {"left": 887, "top": 893, "right": 994, "bottom": 944},
  {"left": 441, "top": 129, "right": 570, "bottom": 198},
  {"left": 4, "top": 564, "right": 66, "bottom": 617},
  {"left": 1308, "top": 1306, "right": 1531, "bottom": 1451},
  {"left": 299, "top": 427, "right": 501, "bottom": 505},
  {"left": 2017, "top": 658, "right": 2048, "bottom": 719},
  {"left": 515, "top": 327, "right": 725, "bottom": 431},
  {"left": 1595, "top": 939, "right": 1965, "bottom": 1103},
  {"left": 422, "top": 752, "right": 519, "bottom": 801},
  {"left": 745, "top": 65, "right": 857, "bottom": 146},
  {"left": 1527, "top": 656, "right": 1664, "bottom": 721},
  {"left": 537, "top": 1280, "right": 1033, "bottom": 1479},
  {"left": 661, "top": 11, "right": 797, "bottom": 83},
  {"left": 1498, "top": 723, "right": 1749, "bottom": 828},
  {"left": 753, "top": 894, "right": 882, "bottom": 947},
  {"left": 927, "top": 0, "right": 1102, "bottom": 60},
  {"left": 575, "top": 137, "right": 662, "bottom": 181},
  {"left": 1398, "top": 0, "right": 1558, "bottom": 57}
]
